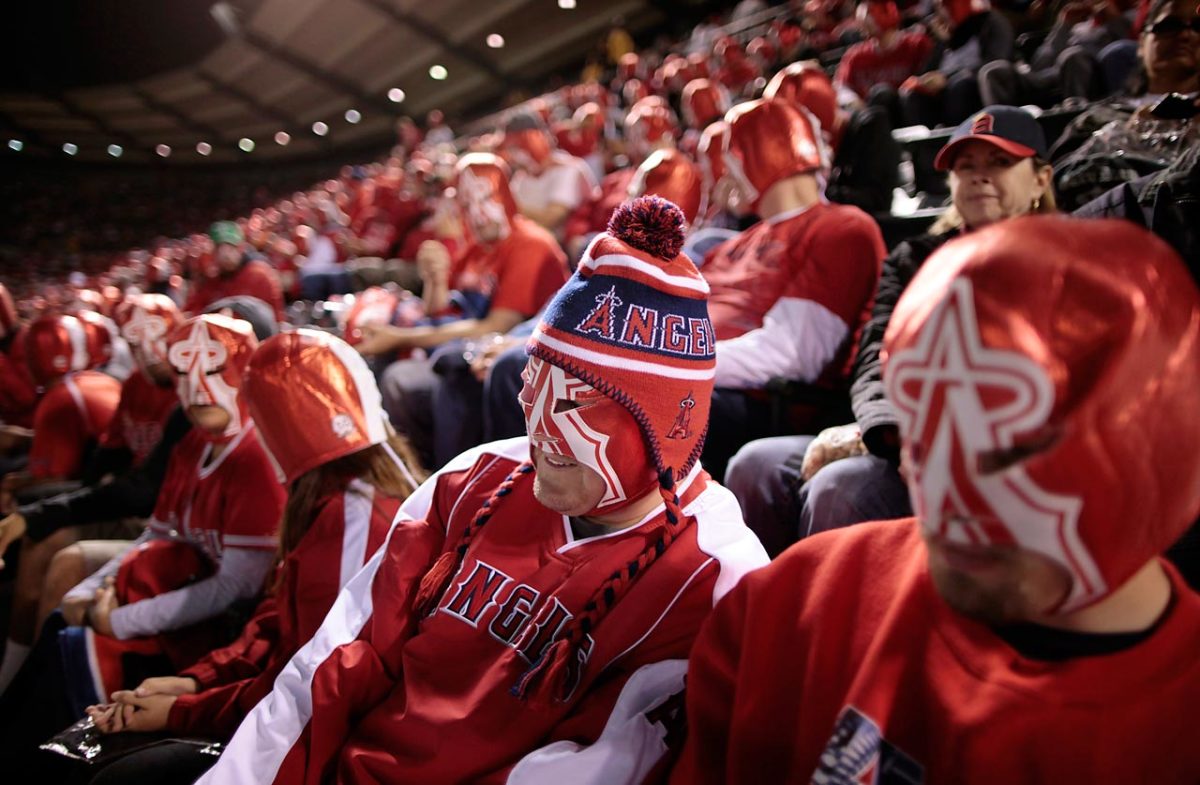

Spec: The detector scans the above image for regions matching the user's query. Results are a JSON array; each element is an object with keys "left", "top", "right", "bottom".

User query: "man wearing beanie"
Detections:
[
  {"left": 183, "top": 221, "right": 285, "bottom": 321},
  {"left": 669, "top": 217, "right": 1200, "bottom": 784},
  {"left": 197, "top": 197, "right": 768, "bottom": 785}
]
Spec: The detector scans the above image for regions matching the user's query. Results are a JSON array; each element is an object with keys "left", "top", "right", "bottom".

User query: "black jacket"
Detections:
[{"left": 848, "top": 229, "right": 960, "bottom": 461}]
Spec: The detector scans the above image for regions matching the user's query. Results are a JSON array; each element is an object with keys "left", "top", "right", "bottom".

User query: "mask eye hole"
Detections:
[
  {"left": 976, "top": 426, "right": 1061, "bottom": 475},
  {"left": 553, "top": 398, "right": 590, "bottom": 414}
]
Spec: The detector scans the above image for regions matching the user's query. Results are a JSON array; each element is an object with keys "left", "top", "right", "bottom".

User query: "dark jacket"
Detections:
[{"left": 848, "top": 229, "right": 960, "bottom": 461}]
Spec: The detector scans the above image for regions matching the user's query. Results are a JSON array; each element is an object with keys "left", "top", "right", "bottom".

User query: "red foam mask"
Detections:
[
  {"left": 166, "top": 314, "right": 258, "bottom": 443},
  {"left": 520, "top": 356, "right": 656, "bottom": 514}
]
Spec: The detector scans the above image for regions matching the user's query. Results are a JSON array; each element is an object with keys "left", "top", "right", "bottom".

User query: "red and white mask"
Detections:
[
  {"left": 456, "top": 154, "right": 518, "bottom": 242},
  {"left": 519, "top": 356, "right": 654, "bottom": 513},
  {"left": 724, "top": 98, "right": 825, "bottom": 211},
  {"left": 167, "top": 314, "right": 257, "bottom": 442},
  {"left": 115, "top": 293, "right": 181, "bottom": 370}
]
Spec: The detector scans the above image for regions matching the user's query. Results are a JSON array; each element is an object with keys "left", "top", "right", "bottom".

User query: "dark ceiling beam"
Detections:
[
  {"left": 239, "top": 28, "right": 396, "bottom": 115},
  {"left": 51, "top": 93, "right": 142, "bottom": 150},
  {"left": 195, "top": 70, "right": 300, "bottom": 128},
  {"left": 130, "top": 86, "right": 227, "bottom": 143},
  {"left": 356, "top": 0, "right": 527, "bottom": 91}
]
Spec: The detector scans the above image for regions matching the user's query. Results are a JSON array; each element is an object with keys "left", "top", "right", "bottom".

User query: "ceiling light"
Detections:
[
  {"left": 63, "top": 142, "right": 78, "bottom": 155},
  {"left": 196, "top": 141, "right": 212, "bottom": 155},
  {"left": 7, "top": 139, "right": 23, "bottom": 152},
  {"left": 275, "top": 131, "right": 291, "bottom": 145},
  {"left": 107, "top": 144, "right": 123, "bottom": 158},
  {"left": 155, "top": 144, "right": 171, "bottom": 158},
  {"left": 486, "top": 34, "right": 505, "bottom": 48},
  {"left": 238, "top": 137, "right": 255, "bottom": 152},
  {"left": 558, "top": 0, "right": 576, "bottom": 8},
  {"left": 429, "top": 64, "right": 448, "bottom": 80},
  {"left": 312, "top": 121, "right": 329, "bottom": 136},
  {"left": 344, "top": 109, "right": 361, "bottom": 124},
  {"left": 388, "top": 88, "right": 406, "bottom": 103}
]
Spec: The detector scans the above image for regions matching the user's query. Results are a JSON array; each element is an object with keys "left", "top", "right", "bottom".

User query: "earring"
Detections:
[{"left": 1032, "top": 197, "right": 1042, "bottom": 211}]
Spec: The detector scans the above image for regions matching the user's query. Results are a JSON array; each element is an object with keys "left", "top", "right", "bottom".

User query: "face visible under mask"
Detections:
[
  {"left": 168, "top": 320, "right": 247, "bottom": 443},
  {"left": 519, "top": 357, "right": 655, "bottom": 514}
]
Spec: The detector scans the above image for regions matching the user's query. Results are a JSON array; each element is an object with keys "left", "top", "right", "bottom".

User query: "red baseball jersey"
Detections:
[
  {"left": 27, "top": 370, "right": 122, "bottom": 480},
  {"left": 670, "top": 519, "right": 1200, "bottom": 785},
  {"left": 184, "top": 259, "right": 285, "bottom": 321},
  {"left": 449, "top": 214, "right": 570, "bottom": 319},
  {"left": 835, "top": 32, "right": 935, "bottom": 101},
  {"left": 703, "top": 203, "right": 884, "bottom": 386},
  {"left": 99, "top": 372, "right": 179, "bottom": 465},
  {"left": 147, "top": 424, "right": 285, "bottom": 563},
  {"left": 168, "top": 481, "right": 402, "bottom": 738},
  {"left": 198, "top": 437, "right": 768, "bottom": 785}
]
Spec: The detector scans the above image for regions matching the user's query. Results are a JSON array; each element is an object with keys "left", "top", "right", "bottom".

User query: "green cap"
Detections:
[{"left": 208, "top": 220, "right": 244, "bottom": 246}]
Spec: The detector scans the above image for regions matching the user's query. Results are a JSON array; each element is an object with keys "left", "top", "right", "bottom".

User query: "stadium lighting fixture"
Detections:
[
  {"left": 238, "top": 137, "right": 255, "bottom": 152},
  {"left": 312, "top": 121, "right": 329, "bottom": 136},
  {"left": 558, "top": 0, "right": 576, "bottom": 8},
  {"left": 108, "top": 144, "right": 123, "bottom": 158},
  {"left": 275, "top": 131, "right": 291, "bottom": 145},
  {"left": 388, "top": 88, "right": 406, "bottom": 103},
  {"left": 156, "top": 144, "right": 171, "bottom": 157},
  {"left": 429, "top": 64, "right": 448, "bottom": 80},
  {"left": 63, "top": 142, "right": 78, "bottom": 155},
  {"left": 196, "top": 141, "right": 212, "bottom": 155},
  {"left": 7, "top": 139, "right": 22, "bottom": 152},
  {"left": 345, "top": 109, "right": 362, "bottom": 124},
  {"left": 487, "top": 34, "right": 505, "bottom": 48}
]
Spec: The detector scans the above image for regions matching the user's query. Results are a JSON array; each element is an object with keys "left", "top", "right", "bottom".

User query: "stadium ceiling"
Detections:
[{"left": 0, "top": 0, "right": 663, "bottom": 164}]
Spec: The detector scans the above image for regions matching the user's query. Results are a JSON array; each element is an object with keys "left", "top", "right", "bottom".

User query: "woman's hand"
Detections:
[
  {"left": 133, "top": 675, "right": 199, "bottom": 698},
  {"left": 86, "top": 581, "right": 120, "bottom": 637}
]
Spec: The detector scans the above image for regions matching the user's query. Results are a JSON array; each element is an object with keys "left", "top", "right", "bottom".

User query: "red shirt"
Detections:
[
  {"left": 671, "top": 519, "right": 1200, "bottom": 785},
  {"left": 449, "top": 214, "right": 569, "bottom": 319},
  {"left": 146, "top": 425, "right": 284, "bottom": 564},
  {"left": 169, "top": 481, "right": 400, "bottom": 738},
  {"left": 0, "top": 344, "right": 38, "bottom": 428},
  {"left": 185, "top": 259, "right": 285, "bottom": 321},
  {"left": 835, "top": 32, "right": 935, "bottom": 101},
  {"left": 28, "top": 370, "right": 122, "bottom": 480},
  {"left": 99, "top": 372, "right": 178, "bottom": 465}
]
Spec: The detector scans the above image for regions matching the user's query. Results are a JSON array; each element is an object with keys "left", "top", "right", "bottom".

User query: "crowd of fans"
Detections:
[{"left": 0, "top": 0, "right": 1197, "bottom": 781}]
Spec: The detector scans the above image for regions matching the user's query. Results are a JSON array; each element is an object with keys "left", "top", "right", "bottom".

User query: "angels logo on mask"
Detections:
[
  {"left": 520, "top": 357, "right": 630, "bottom": 509},
  {"left": 886, "top": 278, "right": 1104, "bottom": 610},
  {"left": 121, "top": 309, "right": 170, "bottom": 360},
  {"left": 458, "top": 168, "right": 511, "bottom": 240},
  {"left": 168, "top": 319, "right": 242, "bottom": 438}
]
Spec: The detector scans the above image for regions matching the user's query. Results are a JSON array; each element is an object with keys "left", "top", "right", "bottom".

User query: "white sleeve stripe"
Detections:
[
  {"left": 713, "top": 297, "right": 849, "bottom": 389},
  {"left": 222, "top": 534, "right": 278, "bottom": 548},
  {"left": 339, "top": 481, "right": 375, "bottom": 592}
]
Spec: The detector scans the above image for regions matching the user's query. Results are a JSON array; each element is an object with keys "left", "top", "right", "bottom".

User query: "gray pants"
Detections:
[
  {"left": 979, "top": 46, "right": 1096, "bottom": 108},
  {"left": 725, "top": 436, "right": 912, "bottom": 558}
]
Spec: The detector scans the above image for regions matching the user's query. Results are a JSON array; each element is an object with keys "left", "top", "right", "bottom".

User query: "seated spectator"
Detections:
[
  {"left": 669, "top": 216, "right": 1200, "bottom": 784},
  {"left": 359, "top": 154, "right": 569, "bottom": 468},
  {"left": 0, "top": 283, "right": 37, "bottom": 435},
  {"left": 680, "top": 78, "right": 732, "bottom": 156},
  {"left": 183, "top": 222, "right": 285, "bottom": 321},
  {"left": 0, "top": 314, "right": 286, "bottom": 765},
  {"left": 835, "top": 0, "right": 935, "bottom": 128},
  {"left": 1049, "top": 0, "right": 1199, "bottom": 210},
  {"left": 504, "top": 113, "right": 597, "bottom": 239},
  {"left": 767, "top": 60, "right": 903, "bottom": 213},
  {"left": 700, "top": 98, "right": 886, "bottom": 480},
  {"left": 726, "top": 105, "right": 1055, "bottom": 556},
  {"left": 82, "top": 329, "right": 425, "bottom": 784},
  {"left": 900, "top": 0, "right": 1014, "bottom": 127},
  {"left": 0, "top": 314, "right": 122, "bottom": 693},
  {"left": 188, "top": 198, "right": 768, "bottom": 785},
  {"left": 981, "top": 0, "right": 1134, "bottom": 108}
]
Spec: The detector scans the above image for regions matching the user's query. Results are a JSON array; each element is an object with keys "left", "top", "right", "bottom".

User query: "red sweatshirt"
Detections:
[
  {"left": 670, "top": 519, "right": 1200, "bottom": 785},
  {"left": 168, "top": 480, "right": 402, "bottom": 738}
]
